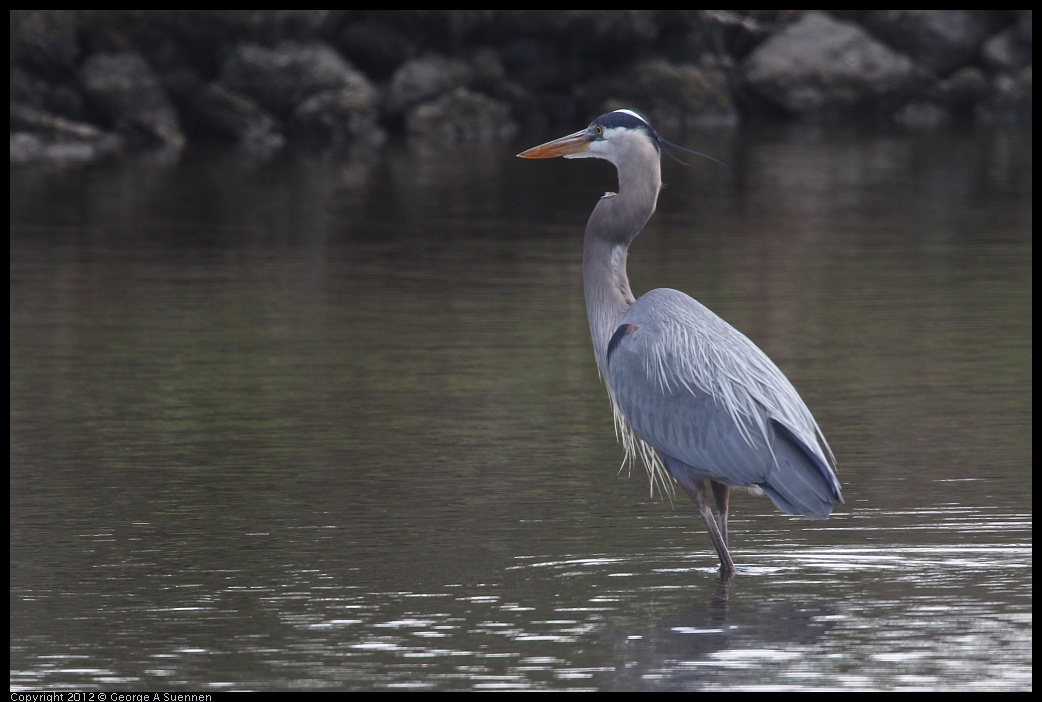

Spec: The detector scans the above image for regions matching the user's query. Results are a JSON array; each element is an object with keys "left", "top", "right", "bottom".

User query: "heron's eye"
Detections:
[{"left": 594, "top": 125, "right": 604, "bottom": 137}]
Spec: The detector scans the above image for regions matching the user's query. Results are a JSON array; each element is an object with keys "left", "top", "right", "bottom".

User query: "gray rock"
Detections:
[
  {"left": 10, "top": 105, "right": 124, "bottom": 164},
  {"left": 982, "top": 27, "right": 1033, "bottom": 73},
  {"left": 742, "top": 12, "right": 925, "bottom": 117}
]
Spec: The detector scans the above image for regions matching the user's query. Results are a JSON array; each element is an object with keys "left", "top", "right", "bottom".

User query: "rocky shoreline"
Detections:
[{"left": 11, "top": 10, "right": 1032, "bottom": 164}]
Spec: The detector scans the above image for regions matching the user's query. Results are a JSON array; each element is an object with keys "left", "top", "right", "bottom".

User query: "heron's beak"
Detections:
[{"left": 516, "top": 130, "right": 590, "bottom": 159}]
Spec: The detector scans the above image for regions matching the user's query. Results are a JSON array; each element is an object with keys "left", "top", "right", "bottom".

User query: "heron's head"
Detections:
[{"left": 517, "top": 109, "right": 661, "bottom": 168}]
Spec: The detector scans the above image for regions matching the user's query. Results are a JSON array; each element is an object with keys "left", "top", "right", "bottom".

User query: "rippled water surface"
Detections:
[{"left": 10, "top": 123, "right": 1031, "bottom": 691}]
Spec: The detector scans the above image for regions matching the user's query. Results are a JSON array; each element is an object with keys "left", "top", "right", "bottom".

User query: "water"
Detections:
[{"left": 10, "top": 123, "right": 1032, "bottom": 691}]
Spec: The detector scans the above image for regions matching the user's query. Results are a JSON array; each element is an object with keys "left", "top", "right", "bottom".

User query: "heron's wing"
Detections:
[{"left": 605, "top": 288, "right": 842, "bottom": 517}]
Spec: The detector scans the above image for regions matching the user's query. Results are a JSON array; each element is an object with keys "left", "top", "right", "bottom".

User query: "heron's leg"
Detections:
[
  {"left": 710, "top": 481, "right": 730, "bottom": 547},
  {"left": 679, "top": 478, "right": 736, "bottom": 575}
]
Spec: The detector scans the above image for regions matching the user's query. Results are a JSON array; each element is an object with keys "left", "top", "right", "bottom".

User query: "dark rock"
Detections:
[
  {"left": 179, "top": 81, "right": 285, "bottom": 150},
  {"left": 220, "top": 41, "right": 377, "bottom": 120},
  {"left": 581, "top": 59, "right": 737, "bottom": 130},
  {"left": 336, "top": 20, "right": 418, "bottom": 80},
  {"left": 292, "top": 89, "right": 386, "bottom": 147},
  {"left": 11, "top": 66, "right": 90, "bottom": 124},
  {"left": 975, "top": 65, "right": 1032, "bottom": 123},
  {"left": 498, "top": 38, "right": 570, "bottom": 93},
  {"left": 1016, "top": 10, "right": 1032, "bottom": 44},
  {"left": 80, "top": 51, "right": 185, "bottom": 149},
  {"left": 484, "top": 10, "right": 660, "bottom": 63},
  {"left": 894, "top": 65, "right": 994, "bottom": 127},
  {"left": 7, "top": 10, "right": 1033, "bottom": 162},
  {"left": 10, "top": 10, "right": 83, "bottom": 78},
  {"left": 384, "top": 55, "right": 474, "bottom": 117},
  {"left": 862, "top": 10, "right": 1005, "bottom": 76},
  {"left": 405, "top": 87, "right": 516, "bottom": 143},
  {"left": 936, "top": 67, "right": 992, "bottom": 113},
  {"left": 694, "top": 10, "right": 780, "bottom": 61},
  {"left": 894, "top": 99, "right": 959, "bottom": 128},
  {"left": 465, "top": 48, "right": 508, "bottom": 93}
]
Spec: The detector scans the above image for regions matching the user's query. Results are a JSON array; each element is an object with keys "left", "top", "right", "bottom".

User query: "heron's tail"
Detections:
[{"left": 759, "top": 420, "right": 843, "bottom": 520}]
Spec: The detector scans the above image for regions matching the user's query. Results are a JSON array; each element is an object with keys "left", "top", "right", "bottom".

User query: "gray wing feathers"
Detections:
[
  {"left": 761, "top": 420, "right": 842, "bottom": 519},
  {"left": 605, "top": 288, "right": 842, "bottom": 517}
]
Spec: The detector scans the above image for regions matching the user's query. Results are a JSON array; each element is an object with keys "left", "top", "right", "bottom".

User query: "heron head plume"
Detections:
[{"left": 517, "top": 109, "right": 724, "bottom": 170}]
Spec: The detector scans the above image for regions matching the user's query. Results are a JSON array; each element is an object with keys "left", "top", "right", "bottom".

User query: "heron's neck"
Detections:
[{"left": 583, "top": 161, "right": 661, "bottom": 374}]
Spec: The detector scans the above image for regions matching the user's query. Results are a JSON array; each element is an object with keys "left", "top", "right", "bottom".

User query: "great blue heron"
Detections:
[{"left": 518, "top": 109, "right": 843, "bottom": 575}]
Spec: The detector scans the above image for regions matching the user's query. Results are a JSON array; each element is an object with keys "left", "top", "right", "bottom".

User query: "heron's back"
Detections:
[{"left": 604, "top": 288, "right": 842, "bottom": 517}]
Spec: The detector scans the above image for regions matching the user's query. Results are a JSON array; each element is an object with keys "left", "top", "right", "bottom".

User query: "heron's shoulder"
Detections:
[
  {"left": 625, "top": 288, "right": 731, "bottom": 336},
  {"left": 617, "top": 289, "right": 799, "bottom": 402}
]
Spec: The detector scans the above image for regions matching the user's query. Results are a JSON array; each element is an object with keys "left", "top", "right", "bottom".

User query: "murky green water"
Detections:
[{"left": 10, "top": 123, "right": 1031, "bottom": 691}]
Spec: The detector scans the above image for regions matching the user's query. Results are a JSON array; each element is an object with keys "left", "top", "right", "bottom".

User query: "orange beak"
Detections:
[{"left": 516, "top": 130, "right": 590, "bottom": 159}]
